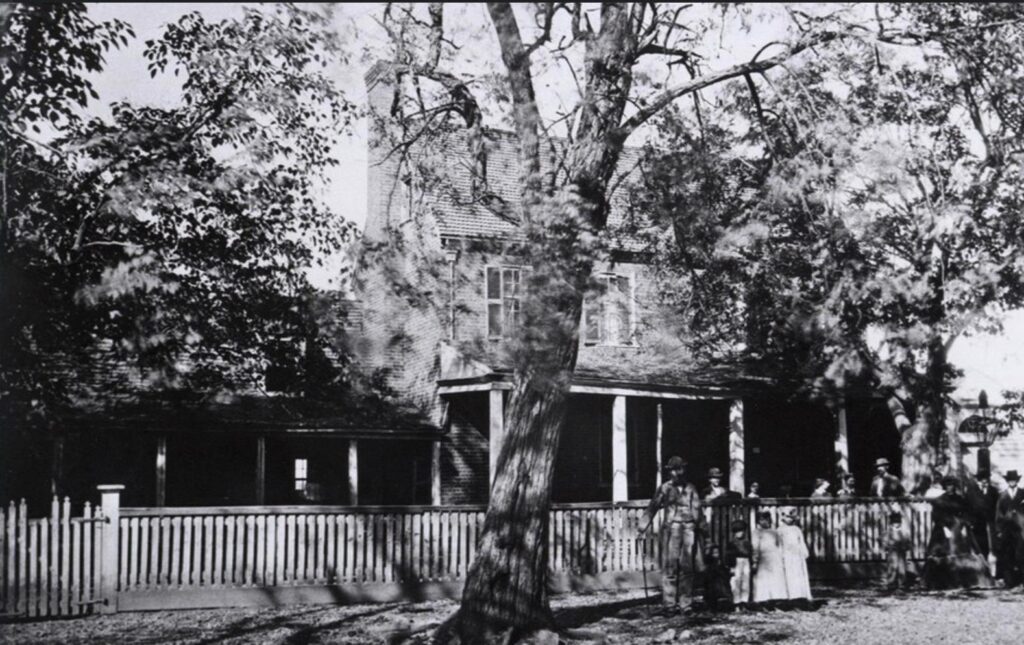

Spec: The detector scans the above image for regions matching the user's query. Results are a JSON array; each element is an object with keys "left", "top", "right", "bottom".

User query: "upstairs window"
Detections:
[
  {"left": 584, "top": 274, "right": 634, "bottom": 346},
  {"left": 486, "top": 267, "right": 523, "bottom": 339}
]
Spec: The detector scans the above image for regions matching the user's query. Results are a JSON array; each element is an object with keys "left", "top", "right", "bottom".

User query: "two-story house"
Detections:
[{"left": 353, "top": 61, "right": 907, "bottom": 507}]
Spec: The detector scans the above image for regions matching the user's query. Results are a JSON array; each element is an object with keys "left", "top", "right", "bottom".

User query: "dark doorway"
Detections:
[
  {"left": 167, "top": 433, "right": 256, "bottom": 506},
  {"left": 62, "top": 430, "right": 159, "bottom": 507},
  {"left": 553, "top": 394, "right": 613, "bottom": 503},
  {"left": 846, "top": 398, "right": 902, "bottom": 494},
  {"left": 359, "top": 439, "right": 432, "bottom": 505},
  {"left": 661, "top": 400, "right": 730, "bottom": 494},
  {"left": 266, "top": 436, "right": 350, "bottom": 505},
  {"left": 744, "top": 398, "right": 836, "bottom": 497}
]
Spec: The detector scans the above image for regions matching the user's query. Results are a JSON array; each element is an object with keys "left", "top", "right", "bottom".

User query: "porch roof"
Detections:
[{"left": 51, "top": 393, "right": 441, "bottom": 437}]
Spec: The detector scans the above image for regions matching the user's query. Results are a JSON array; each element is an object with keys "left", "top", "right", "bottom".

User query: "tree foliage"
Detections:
[
  {"left": 631, "top": 3, "right": 1024, "bottom": 486},
  {"left": 1, "top": 3, "right": 359, "bottom": 421}
]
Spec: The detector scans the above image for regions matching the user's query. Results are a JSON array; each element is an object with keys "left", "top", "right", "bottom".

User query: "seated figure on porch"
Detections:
[
  {"left": 702, "top": 467, "right": 729, "bottom": 500},
  {"left": 923, "top": 475, "right": 994, "bottom": 590},
  {"left": 810, "top": 478, "right": 832, "bottom": 498},
  {"left": 870, "top": 458, "right": 905, "bottom": 497},
  {"left": 836, "top": 474, "right": 856, "bottom": 498},
  {"left": 747, "top": 482, "right": 761, "bottom": 499},
  {"left": 640, "top": 456, "right": 707, "bottom": 613}
]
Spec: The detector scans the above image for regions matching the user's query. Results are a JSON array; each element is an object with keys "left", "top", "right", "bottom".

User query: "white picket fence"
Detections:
[{"left": 1, "top": 487, "right": 933, "bottom": 617}]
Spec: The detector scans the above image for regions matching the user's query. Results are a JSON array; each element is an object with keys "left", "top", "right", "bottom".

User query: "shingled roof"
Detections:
[{"left": 415, "top": 127, "right": 652, "bottom": 252}]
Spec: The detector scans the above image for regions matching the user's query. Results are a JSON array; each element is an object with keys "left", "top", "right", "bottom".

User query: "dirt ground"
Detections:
[{"left": 2, "top": 585, "right": 1023, "bottom": 644}]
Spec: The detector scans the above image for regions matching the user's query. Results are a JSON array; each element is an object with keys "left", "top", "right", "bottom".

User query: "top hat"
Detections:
[
  {"left": 664, "top": 456, "right": 687, "bottom": 471},
  {"left": 875, "top": 458, "right": 891, "bottom": 468},
  {"left": 1006, "top": 470, "right": 1021, "bottom": 482},
  {"left": 707, "top": 467, "right": 724, "bottom": 479}
]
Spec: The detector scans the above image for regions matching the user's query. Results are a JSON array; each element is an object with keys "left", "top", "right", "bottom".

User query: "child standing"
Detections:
[
  {"left": 778, "top": 508, "right": 812, "bottom": 601},
  {"left": 726, "top": 519, "right": 753, "bottom": 608},
  {"left": 751, "top": 511, "right": 787, "bottom": 603},
  {"left": 884, "top": 511, "right": 911, "bottom": 590}
]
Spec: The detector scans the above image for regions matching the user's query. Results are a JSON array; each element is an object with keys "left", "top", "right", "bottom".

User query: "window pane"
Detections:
[
  {"left": 505, "top": 298, "right": 520, "bottom": 333},
  {"left": 488, "top": 303, "right": 503, "bottom": 337},
  {"left": 584, "top": 303, "right": 601, "bottom": 343},
  {"left": 486, "top": 267, "right": 501, "bottom": 299},
  {"left": 503, "top": 269, "right": 520, "bottom": 297}
]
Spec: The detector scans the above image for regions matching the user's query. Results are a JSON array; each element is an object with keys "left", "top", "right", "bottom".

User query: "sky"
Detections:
[{"left": 79, "top": 3, "right": 1024, "bottom": 403}]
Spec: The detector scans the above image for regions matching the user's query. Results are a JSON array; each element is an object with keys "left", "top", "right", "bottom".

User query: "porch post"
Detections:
[
  {"left": 489, "top": 388, "right": 504, "bottom": 487},
  {"left": 728, "top": 399, "right": 745, "bottom": 495},
  {"left": 97, "top": 484, "right": 124, "bottom": 614},
  {"left": 155, "top": 435, "right": 167, "bottom": 507},
  {"left": 348, "top": 440, "right": 359, "bottom": 505},
  {"left": 612, "top": 395, "right": 628, "bottom": 502},
  {"left": 255, "top": 435, "right": 266, "bottom": 505},
  {"left": 50, "top": 434, "right": 64, "bottom": 497},
  {"left": 431, "top": 441, "right": 442, "bottom": 505},
  {"left": 835, "top": 403, "right": 850, "bottom": 475},
  {"left": 655, "top": 402, "right": 664, "bottom": 487}
]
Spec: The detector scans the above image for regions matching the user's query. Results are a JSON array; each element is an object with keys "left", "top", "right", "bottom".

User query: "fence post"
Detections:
[{"left": 96, "top": 485, "right": 124, "bottom": 614}]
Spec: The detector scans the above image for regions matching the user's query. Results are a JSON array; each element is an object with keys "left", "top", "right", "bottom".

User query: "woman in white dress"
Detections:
[
  {"left": 751, "top": 511, "right": 787, "bottom": 603},
  {"left": 778, "top": 508, "right": 812, "bottom": 600}
]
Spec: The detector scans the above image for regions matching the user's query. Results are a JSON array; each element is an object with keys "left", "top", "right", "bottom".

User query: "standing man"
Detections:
[
  {"left": 964, "top": 469, "right": 999, "bottom": 560},
  {"left": 870, "top": 458, "right": 905, "bottom": 497},
  {"left": 640, "top": 456, "right": 706, "bottom": 613},
  {"left": 996, "top": 470, "right": 1024, "bottom": 587},
  {"left": 702, "top": 467, "right": 728, "bottom": 500}
]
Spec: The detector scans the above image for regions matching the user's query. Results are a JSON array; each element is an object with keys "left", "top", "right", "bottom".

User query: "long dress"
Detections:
[
  {"left": 778, "top": 524, "right": 812, "bottom": 600},
  {"left": 924, "top": 492, "right": 994, "bottom": 589},
  {"left": 751, "top": 528, "right": 787, "bottom": 602}
]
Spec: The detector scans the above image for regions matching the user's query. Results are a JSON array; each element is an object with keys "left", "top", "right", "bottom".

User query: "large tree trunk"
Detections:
[{"left": 454, "top": 346, "right": 579, "bottom": 642}]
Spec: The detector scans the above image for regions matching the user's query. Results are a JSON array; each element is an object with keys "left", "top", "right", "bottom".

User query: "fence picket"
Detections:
[{"left": 1, "top": 505, "right": 7, "bottom": 615}]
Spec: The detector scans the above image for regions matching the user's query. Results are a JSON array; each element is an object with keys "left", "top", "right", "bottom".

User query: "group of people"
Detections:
[
  {"left": 748, "top": 457, "right": 905, "bottom": 500},
  {"left": 641, "top": 456, "right": 813, "bottom": 613},
  {"left": 640, "top": 455, "right": 1024, "bottom": 614}
]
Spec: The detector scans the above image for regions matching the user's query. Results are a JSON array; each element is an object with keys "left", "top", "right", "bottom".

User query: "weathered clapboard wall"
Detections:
[{"left": 2, "top": 490, "right": 934, "bottom": 616}]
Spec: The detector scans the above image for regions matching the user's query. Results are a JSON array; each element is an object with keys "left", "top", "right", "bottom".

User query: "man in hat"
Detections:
[
  {"left": 640, "top": 456, "right": 706, "bottom": 613},
  {"left": 702, "top": 467, "right": 729, "bottom": 500},
  {"left": 870, "top": 458, "right": 905, "bottom": 497},
  {"left": 996, "top": 470, "right": 1024, "bottom": 587},
  {"left": 811, "top": 478, "right": 832, "bottom": 498},
  {"left": 964, "top": 469, "right": 1000, "bottom": 560}
]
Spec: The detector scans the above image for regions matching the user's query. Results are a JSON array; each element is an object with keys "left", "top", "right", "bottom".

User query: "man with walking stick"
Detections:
[{"left": 639, "top": 456, "right": 706, "bottom": 614}]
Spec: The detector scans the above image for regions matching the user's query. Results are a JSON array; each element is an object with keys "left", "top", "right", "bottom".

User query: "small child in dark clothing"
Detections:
[
  {"left": 702, "top": 544, "right": 734, "bottom": 611},
  {"left": 884, "top": 511, "right": 911, "bottom": 590},
  {"left": 726, "top": 519, "right": 753, "bottom": 607}
]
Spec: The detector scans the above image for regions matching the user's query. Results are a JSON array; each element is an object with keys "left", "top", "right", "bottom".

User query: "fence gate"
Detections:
[{"left": 0, "top": 487, "right": 121, "bottom": 619}]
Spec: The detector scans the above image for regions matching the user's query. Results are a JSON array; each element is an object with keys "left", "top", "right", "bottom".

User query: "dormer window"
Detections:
[{"left": 584, "top": 274, "right": 634, "bottom": 346}]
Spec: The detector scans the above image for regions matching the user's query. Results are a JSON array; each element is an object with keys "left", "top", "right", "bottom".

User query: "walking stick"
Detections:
[{"left": 639, "top": 521, "right": 653, "bottom": 605}]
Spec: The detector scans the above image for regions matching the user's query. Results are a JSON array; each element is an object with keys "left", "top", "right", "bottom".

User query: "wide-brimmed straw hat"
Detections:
[{"left": 875, "top": 458, "right": 891, "bottom": 468}]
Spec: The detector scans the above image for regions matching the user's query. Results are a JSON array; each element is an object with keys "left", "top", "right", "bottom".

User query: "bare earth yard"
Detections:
[{"left": 2, "top": 586, "right": 1023, "bottom": 644}]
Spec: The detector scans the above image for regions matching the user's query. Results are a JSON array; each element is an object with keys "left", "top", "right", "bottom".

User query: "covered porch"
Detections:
[{"left": 439, "top": 379, "right": 902, "bottom": 503}]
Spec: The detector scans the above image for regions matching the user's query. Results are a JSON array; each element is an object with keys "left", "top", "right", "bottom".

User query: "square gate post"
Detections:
[{"left": 97, "top": 485, "right": 124, "bottom": 614}]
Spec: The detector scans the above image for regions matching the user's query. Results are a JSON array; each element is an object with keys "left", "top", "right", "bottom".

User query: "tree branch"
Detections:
[{"left": 618, "top": 30, "right": 844, "bottom": 136}]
